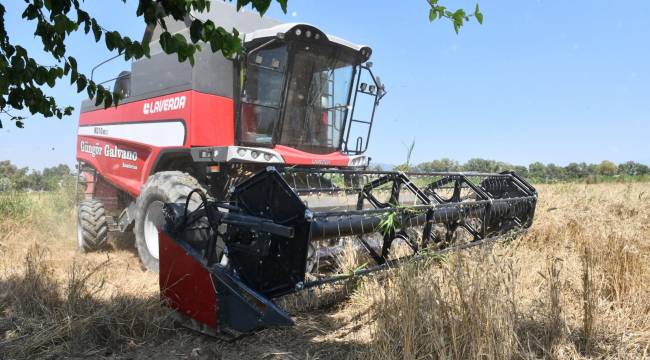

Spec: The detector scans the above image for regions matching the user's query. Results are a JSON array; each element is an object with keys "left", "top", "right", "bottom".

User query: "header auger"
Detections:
[
  {"left": 74, "top": 2, "right": 537, "bottom": 338},
  {"left": 156, "top": 167, "right": 536, "bottom": 337}
]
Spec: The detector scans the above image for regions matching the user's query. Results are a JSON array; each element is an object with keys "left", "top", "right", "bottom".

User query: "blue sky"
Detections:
[{"left": 1, "top": 0, "right": 649, "bottom": 169}]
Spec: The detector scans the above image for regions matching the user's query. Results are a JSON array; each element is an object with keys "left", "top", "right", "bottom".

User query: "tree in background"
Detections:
[
  {"left": 618, "top": 161, "right": 649, "bottom": 176},
  {"left": 0, "top": 160, "right": 30, "bottom": 190},
  {"left": 463, "top": 158, "right": 510, "bottom": 173},
  {"left": 511, "top": 165, "right": 529, "bottom": 177},
  {"left": 401, "top": 158, "right": 650, "bottom": 183},
  {"left": 416, "top": 158, "right": 460, "bottom": 172},
  {"left": 565, "top": 162, "right": 589, "bottom": 179},
  {"left": 0, "top": 160, "right": 72, "bottom": 191},
  {"left": 528, "top": 162, "right": 546, "bottom": 180},
  {"left": 545, "top": 163, "right": 566, "bottom": 181},
  {"left": 0, "top": 0, "right": 482, "bottom": 128},
  {"left": 1, "top": 158, "right": 649, "bottom": 190},
  {"left": 597, "top": 160, "right": 617, "bottom": 177}
]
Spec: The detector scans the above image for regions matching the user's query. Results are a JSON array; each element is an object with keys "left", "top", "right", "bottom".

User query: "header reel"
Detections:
[{"left": 156, "top": 167, "right": 537, "bottom": 337}]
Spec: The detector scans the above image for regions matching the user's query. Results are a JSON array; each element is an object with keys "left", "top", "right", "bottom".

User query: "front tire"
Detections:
[
  {"left": 77, "top": 199, "right": 109, "bottom": 252},
  {"left": 134, "top": 171, "right": 205, "bottom": 272}
]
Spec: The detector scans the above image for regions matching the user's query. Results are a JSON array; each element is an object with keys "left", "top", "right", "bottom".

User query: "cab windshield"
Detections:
[{"left": 239, "top": 42, "right": 356, "bottom": 153}]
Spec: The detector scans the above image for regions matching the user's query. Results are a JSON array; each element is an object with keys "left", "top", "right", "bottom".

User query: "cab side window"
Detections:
[{"left": 240, "top": 44, "right": 287, "bottom": 145}]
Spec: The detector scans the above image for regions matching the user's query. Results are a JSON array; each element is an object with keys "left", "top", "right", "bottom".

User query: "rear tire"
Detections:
[
  {"left": 134, "top": 171, "right": 205, "bottom": 272},
  {"left": 77, "top": 199, "right": 109, "bottom": 252}
]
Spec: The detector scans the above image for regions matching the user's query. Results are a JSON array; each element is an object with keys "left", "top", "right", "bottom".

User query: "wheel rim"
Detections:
[
  {"left": 305, "top": 242, "right": 317, "bottom": 273},
  {"left": 144, "top": 203, "right": 161, "bottom": 259},
  {"left": 77, "top": 221, "right": 84, "bottom": 249}
]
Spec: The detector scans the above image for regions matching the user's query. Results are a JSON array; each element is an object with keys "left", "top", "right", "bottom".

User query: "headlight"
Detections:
[
  {"left": 348, "top": 155, "right": 368, "bottom": 167},
  {"left": 228, "top": 147, "right": 284, "bottom": 164}
]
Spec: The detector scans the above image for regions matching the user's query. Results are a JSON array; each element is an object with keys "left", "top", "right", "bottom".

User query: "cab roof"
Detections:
[{"left": 244, "top": 23, "right": 369, "bottom": 53}]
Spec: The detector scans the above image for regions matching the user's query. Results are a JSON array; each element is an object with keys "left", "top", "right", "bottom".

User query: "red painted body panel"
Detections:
[
  {"left": 272, "top": 145, "right": 350, "bottom": 167},
  {"left": 76, "top": 90, "right": 352, "bottom": 197},
  {"left": 77, "top": 136, "right": 157, "bottom": 196},
  {"left": 159, "top": 231, "right": 217, "bottom": 330},
  {"left": 190, "top": 93, "right": 235, "bottom": 146},
  {"left": 77, "top": 91, "right": 235, "bottom": 196}
]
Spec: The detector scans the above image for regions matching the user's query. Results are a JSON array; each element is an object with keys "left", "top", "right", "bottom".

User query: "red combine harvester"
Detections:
[{"left": 76, "top": 3, "right": 537, "bottom": 337}]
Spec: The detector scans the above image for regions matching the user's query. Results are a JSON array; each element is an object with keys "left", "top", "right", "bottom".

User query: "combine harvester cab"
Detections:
[
  {"left": 73, "top": 2, "right": 538, "bottom": 337},
  {"left": 157, "top": 167, "right": 537, "bottom": 337}
]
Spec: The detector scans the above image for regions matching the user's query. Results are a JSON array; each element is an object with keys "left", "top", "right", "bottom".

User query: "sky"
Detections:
[{"left": 1, "top": 0, "right": 649, "bottom": 170}]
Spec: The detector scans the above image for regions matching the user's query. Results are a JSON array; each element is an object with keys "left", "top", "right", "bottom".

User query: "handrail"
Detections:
[{"left": 90, "top": 53, "right": 123, "bottom": 81}]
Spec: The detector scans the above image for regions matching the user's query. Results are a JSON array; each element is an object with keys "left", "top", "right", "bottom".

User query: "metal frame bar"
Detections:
[{"left": 282, "top": 168, "right": 536, "bottom": 270}]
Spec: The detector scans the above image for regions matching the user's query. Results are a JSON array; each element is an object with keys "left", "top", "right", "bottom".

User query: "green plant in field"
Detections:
[
  {"left": 348, "top": 262, "right": 369, "bottom": 276},
  {"left": 377, "top": 205, "right": 422, "bottom": 236},
  {"left": 417, "top": 250, "right": 449, "bottom": 264},
  {"left": 0, "top": 192, "right": 34, "bottom": 219},
  {"left": 378, "top": 210, "right": 400, "bottom": 236}
]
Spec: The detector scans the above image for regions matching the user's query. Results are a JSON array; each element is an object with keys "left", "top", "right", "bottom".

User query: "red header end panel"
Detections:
[
  {"left": 77, "top": 91, "right": 235, "bottom": 196},
  {"left": 159, "top": 231, "right": 218, "bottom": 334}
]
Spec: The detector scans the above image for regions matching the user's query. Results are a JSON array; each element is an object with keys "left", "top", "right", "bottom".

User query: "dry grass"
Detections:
[
  {"left": 1, "top": 182, "right": 649, "bottom": 359},
  {"left": 348, "top": 182, "right": 650, "bottom": 359},
  {"left": 0, "top": 191, "right": 172, "bottom": 359},
  {"left": 354, "top": 253, "right": 519, "bottom": 359}
]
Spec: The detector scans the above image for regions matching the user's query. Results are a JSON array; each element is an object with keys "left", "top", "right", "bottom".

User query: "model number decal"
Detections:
[
  {"left": 80, "top": 141, "right": 138, "bottom": 161},
  {"left": 143, "top": 95, "right": 186, "bottom": 115}
]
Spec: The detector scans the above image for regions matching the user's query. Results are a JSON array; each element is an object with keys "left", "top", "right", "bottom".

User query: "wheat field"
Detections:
[{"left": 1, "top": 182, "right": 649, "bottom": 359}]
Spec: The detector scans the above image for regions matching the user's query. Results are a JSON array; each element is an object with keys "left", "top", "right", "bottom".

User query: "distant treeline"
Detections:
[
  {"left": 381, "top": 158, "right": 650, "bottom": 183},
  {"left": 0, "top": 160, "right": 73, "bottom": 191},
  {"left": 2, "top": 158, "right": 649, "bottom": 191}
]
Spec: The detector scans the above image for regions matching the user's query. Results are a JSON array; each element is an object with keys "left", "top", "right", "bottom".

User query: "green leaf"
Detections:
[
  {"left": 94, "top": 86, "right": 104, "bottom": 106},
  {"left": 76, "top": 75, "right": 87, "bottom": 93},
  {"left": 68, "top": 56, "right": 77, "bottom": 71},
  {"left": 236, "top": 0, "right": 249, "bottom": 10},
  {"left": 159, "top": 32, "right": 176, "bottom": 54},
  {"left": 103, "top": 92, "right": 113, "bottom": 108},
  {"left": 112, "top": 92, "right": 121, "bottom": 107},
  {"left": 190, "top": 20, "right": 203, "bottom": 43},
  {"left": 91, "top": 19, "right": 102, "bottom": 41},
  {"left": 46, "top": 73, "right": 56, "bottom": 87},
  {"left": 34, "top": 67, "right": 48, "bottom": 85},
  {"left": 142, "top": 42, "right": 151, "bottom": 57},
  {"left": 429, "top": 8, "right": 437, "bottom": 22},
  {"left": 53, "top": 14, "right": 66, "bottom": 34},
  {"left": 277, "top": 0, "right": 288, "bottom": 13},
  {"left": 251, "top": 0, "right": 271, "bottom": 16},
  {"left": 70, "top": 69, "right": 78, "bottom": 84},
  {"left": 174, "top": 33, "right": 188, "bottom": 45},
  {"left": 105, "top": 31, "right": 121, "bottom": 51},
  {"left": 475, "top": 4, "right": 484, "bottom": 24},
  {"left": 86, "top": 82, "right": 96, "bottom": 99}
]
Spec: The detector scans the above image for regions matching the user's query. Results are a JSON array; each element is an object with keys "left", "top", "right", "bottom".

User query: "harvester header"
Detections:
[{"left": 157, "top": 168, "right": 537, "bottom": 336}]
